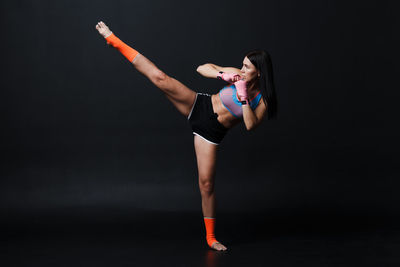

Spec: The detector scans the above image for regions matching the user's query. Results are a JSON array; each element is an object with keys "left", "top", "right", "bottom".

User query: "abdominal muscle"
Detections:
[{"left": 211, "top": 94, "right": 241, "bottom": 129}]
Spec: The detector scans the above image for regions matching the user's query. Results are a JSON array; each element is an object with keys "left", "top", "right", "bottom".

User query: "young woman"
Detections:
[{"left": 95, "top": 21, "right": 277, "bottom": 251}]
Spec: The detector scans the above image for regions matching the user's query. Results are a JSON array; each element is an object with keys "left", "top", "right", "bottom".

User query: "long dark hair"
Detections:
[{"left": 246, "top": 50, "right": 277, "bottom": 120}]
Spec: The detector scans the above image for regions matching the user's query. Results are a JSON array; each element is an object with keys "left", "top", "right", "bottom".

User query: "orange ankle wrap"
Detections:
[
  {"left": 204, "top": 217, "right": 219, "bottom": 247},
  {"left": 105, "top": 33, "right": 139, "bottom": 63}
]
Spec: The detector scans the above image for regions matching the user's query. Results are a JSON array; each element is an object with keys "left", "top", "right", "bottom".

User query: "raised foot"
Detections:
[
  {"left": 95, "top": 21, "right": 112, "bottom": 39},
  {"left": 211, "top": 241, "right": 228, "bottom": 251}
]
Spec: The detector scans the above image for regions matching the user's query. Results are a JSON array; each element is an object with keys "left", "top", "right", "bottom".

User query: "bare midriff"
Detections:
[{"left": 211, "top": 94, "right": 241, "bottom": 129}]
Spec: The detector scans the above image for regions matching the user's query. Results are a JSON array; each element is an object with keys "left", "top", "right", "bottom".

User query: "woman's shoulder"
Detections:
[{"left": 257, "top": 96, "right": 267, "bottom": 110}]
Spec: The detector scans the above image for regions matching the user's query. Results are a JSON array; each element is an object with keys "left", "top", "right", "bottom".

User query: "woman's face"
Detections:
[{"left": 240, "top": 56, "right": 259, "bottom": 82}]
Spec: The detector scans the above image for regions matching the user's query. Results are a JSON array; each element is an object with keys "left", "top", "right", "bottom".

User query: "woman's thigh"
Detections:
[
  {"left": 163, "top": 76, "right": 197, "bottom": 117},
  {"left": 133, "top": 54, "right": 197, "bottom": 117}
]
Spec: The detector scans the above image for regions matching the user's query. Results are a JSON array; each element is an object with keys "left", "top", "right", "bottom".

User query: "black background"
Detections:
[{"left": 1, "top": 0, "right": 399, "bottom": 265}]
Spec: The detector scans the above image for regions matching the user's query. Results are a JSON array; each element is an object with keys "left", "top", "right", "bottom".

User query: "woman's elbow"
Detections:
[
  {"left": 246, "top": 124, "right": 255, "bottom": 131},
  {"left": 196, "top": 65, "right": 203, "bottom": 73},
  {"left": 196, "top": 63, "right": 212, "bottom": 73},
  {"left": 246, "top": 121, "right": 260, "bottom": 131}
]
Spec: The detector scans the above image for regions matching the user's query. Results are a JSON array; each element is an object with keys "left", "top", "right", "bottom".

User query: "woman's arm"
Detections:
[
  {"left": 196, "top": 63, "right": 242, "bottom": 78},
  {"left": 242, "top": 98, "right": 268, "bottom": 131}
]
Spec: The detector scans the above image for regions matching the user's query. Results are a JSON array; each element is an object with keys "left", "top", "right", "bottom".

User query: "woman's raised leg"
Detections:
[
  {"left": 95, "top": 21, "right": 196, "bottom": 117},
  {"left": 194, "top": 134, "right": 227, "bottom": 251}
]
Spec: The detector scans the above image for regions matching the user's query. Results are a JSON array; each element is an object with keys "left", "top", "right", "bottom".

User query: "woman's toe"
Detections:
[{"left": 217, "top": 243, "right": 227, "bottom": 251}]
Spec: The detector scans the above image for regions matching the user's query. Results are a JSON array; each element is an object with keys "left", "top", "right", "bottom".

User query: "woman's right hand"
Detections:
[{"left": 217, "top": 72, "right": 242, "bottom": 83}]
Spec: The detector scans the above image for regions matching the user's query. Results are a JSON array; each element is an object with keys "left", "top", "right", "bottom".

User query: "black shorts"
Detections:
[{"left": 187, "top": 93, "right": 229, "bottom": 145}]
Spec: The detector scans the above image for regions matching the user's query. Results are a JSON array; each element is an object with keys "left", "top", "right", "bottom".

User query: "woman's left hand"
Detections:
[{"left": 234, "top": 79, "right": 248, "bottom": 101}]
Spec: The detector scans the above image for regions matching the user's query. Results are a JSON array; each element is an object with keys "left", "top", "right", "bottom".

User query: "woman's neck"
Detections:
[{"left": 247, "top": 80, "right": 259, "bottom": 99}]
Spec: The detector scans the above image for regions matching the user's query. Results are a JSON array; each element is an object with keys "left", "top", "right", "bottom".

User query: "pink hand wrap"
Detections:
[
  {"left": 217, "top": 72, "right": 241, "bottom": 83},
  {"left": 234, "top": 79, "right": 248, "bottom": 101}
]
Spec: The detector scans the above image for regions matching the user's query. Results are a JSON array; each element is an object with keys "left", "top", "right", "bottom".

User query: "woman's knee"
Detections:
[
  {"left": 199, "top": 177, "right": 215, "bottom": 194},
  {"left": 152, "top": 70, "right": 170, "bottom": 90}
]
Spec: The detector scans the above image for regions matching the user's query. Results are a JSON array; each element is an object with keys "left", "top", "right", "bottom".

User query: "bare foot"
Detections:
[
  {"left": 211, "top": 241, "right": 227, "bottom": 251},
  {"left": 95, "top": 21, "right": 112, "bottom": 39}
]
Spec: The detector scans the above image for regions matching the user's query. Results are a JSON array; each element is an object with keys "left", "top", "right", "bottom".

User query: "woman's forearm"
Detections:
[
  {"left": 242, "top": 103, "right": 258, "bottom": 131},
  {"left": 196, "top": 63, "right": 220, "bottom": 78}
]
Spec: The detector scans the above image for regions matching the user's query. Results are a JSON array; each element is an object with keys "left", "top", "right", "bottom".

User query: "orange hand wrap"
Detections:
[
  {"left": 204, "top": 217, "right": 219, "bottom": 247},
  {"left": 105, "top": 33, "right": 139, "bottom": 63}
]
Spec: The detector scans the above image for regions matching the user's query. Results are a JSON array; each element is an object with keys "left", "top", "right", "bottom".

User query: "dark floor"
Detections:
[{"left": 1, "top": 211, "right": 400, "bottom": 267}]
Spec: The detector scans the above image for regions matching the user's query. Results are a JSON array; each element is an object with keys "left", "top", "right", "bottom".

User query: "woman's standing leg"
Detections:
[
  {"left": 95, "top": 21, "right": 196, "bottom": 117},
  {"left": 194, "top": 135, "right": 227, "bottom": 251}
]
